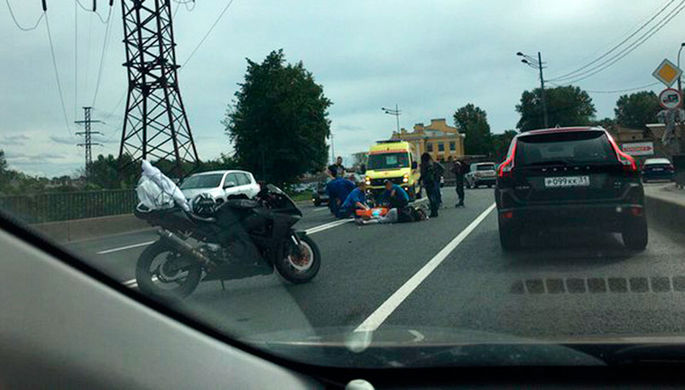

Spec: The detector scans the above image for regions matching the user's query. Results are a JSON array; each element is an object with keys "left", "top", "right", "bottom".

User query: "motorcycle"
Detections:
[{"left": 133, "top": 184, "right": 321, "bottom": 300}]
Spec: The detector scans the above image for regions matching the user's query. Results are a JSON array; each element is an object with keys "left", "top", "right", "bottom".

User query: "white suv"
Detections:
[
  {"left": 465, "top": 162, "right": 497, "bottom": 188},
  {"left": 180, "top": 170, "right": 260, "bottom": 204}
]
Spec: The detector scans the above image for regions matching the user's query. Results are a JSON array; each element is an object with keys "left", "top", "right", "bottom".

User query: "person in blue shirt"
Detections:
[
  {"left": 379, "top": 180, "right": 409, "bottom": 209},
  {"left": 337, "top": 180, "right": 369, "bottom": 218},
  {"left": 325, "top": 172, "right": 355, "bottom": 216}
]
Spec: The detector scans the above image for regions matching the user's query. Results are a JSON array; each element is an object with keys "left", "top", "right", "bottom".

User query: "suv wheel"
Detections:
[
  {"left": 622, "top": 218, "right": 648, "bottom": 251},
  {"left": 498, "top": 220, "right": 521, "bottom": 251}
]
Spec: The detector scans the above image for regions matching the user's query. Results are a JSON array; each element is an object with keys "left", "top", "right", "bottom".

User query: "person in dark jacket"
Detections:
[
  {"left": 452, "top": 159, "right": 469, "bottom": 207},
  {"left": 420, "top": 152, "right": 444, "bottom": 218},
  {"left": 325, "top": 171, "right": 355, "bottom": 216}
]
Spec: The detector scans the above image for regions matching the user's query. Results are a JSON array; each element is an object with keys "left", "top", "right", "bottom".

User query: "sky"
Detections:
[{"left": 1, "top": 0, "right": 683, "bottom": 177}]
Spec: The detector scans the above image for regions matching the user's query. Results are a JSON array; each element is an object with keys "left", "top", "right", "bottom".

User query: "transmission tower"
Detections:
[
  {"left": 119, "top": 0, "right": 199, "bottom": 176},
  {"left": 75, "top": 106, "right": 102, "bottom": 176}
]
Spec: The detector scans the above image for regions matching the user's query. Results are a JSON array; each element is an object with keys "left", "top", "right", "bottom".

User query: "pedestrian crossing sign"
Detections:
[{"left": 652, "top": 58, "right": 682, "bottom": 87}]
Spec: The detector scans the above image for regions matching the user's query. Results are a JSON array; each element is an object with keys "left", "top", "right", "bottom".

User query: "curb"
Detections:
[{"left": 644, "top": 185, "right": 685, "bottom": 238}]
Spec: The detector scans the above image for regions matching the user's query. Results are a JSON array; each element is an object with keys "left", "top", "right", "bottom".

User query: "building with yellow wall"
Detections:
[{"left": 389, "top": 118, "right": 465, "bottom": 162}]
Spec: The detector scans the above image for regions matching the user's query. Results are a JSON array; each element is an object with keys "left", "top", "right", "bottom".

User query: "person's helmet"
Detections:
[{"left": 192, "top": 193, "right": 217, "bottom": 217}]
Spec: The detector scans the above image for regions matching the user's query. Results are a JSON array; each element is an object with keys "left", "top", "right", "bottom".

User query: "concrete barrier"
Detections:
[
  {"left": 32, "top": 214, "right": 152, "bottom": 243},
  {"left": 645, "top": 184, "right": 685, "bottom": 239}
]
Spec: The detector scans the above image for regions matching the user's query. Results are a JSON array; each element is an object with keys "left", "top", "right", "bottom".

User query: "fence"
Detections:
[{"left": 0, "top": 189, "right": 138, "bottom": 224}]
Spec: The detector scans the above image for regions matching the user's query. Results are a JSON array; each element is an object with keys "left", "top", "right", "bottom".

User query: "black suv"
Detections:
[{"left": 495, "top": 127, "right": 647, "bottom": 251}]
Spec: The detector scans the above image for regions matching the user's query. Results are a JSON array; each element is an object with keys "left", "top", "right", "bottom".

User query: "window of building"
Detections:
[
  {"left": 450, "top": 141, "right": 456, "bottom": 151},
  {"left": 438, "top": 142, "right": 444, "bottom": 152},
  {"left": 426, "top": 142, "right": 433, "bottom": 152}
]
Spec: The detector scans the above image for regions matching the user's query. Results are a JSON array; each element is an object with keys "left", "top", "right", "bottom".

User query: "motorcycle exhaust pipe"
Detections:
[{"left": 157, "top": 228, "right": 213, "bottom": 268}]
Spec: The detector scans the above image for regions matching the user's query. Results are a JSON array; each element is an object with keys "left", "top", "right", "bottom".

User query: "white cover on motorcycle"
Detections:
[{"left": 136, "top": 160, "right": 191, "bottom": 211}]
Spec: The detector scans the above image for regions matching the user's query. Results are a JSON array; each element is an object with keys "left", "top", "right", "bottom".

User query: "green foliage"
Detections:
[
  {"left": 516, "top": 86, "right": 596, "bottom": 131},
  {"left": 492, "top": 130, "right": 518, "bottom": 162},
  {"left": 614, "top": 91, "right": 660, "bottom": 130},
  {"left": 88, "top": 154, "right": 139, "bottom": 190},
  {"left": 453, "top": 104, "right": 493, "bottom": 156},
  {"left": 224, "top": 49, "right": 332, "bottom": 185}
]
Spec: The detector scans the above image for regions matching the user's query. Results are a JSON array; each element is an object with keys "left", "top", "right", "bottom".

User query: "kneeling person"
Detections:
[
  {"left": 337, "top": 180, "right": 369, "bottom": 219},
  {"left": 363, "top": 180, "right": 412, "bottom": 224}
]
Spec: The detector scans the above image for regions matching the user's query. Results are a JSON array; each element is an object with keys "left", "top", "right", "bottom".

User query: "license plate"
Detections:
[
  {"left": 544, "top": 176, "right": 590, "bottom": 188},
  {"left": 652, "top": 168, "right": 664, "bottom": 171}
]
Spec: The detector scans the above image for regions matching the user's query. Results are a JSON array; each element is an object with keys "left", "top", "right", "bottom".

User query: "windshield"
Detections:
[
  {"left": 180, "top": 174, "right": 224, "bottom": 189},
  {"left": 3, "top": 0, "right": 685, "bottom": 372},
  {"left": 367, "top": 152, "right": 410, "bottom": 170},
  {"left": 516, "top": 132, "right": 615, "bottom": 166}
]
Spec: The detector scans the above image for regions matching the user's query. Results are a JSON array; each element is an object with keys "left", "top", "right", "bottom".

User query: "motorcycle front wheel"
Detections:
[
  {"left": 276, "top": 235, "right": 321, "bottom": 284},
  {"left": 135, "top": 241, "right": 202, "bottom": 300}
]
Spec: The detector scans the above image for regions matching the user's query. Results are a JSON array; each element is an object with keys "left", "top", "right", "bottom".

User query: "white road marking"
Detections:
[
  {"left": 354, "top": 202, "right": 497, "bottom": 333},
  {"left": 97, "top": 241, "right": 155, "bottom": 255},
  {"left": 304, "top": 218, "right": 353, "bottom": 234}
]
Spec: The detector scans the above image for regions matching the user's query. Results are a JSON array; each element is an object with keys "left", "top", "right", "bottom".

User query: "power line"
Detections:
[
  {"left": 585, "top": 82, "right": 660, "bottom": 94},
  {"left": 548, "top": 0, "right": 676, "bottom": 81},
  {"left": 181, "top": 0, "right": 236, "bottom": 68},
  {"left": 5, "top": 0, "right": 44, "bottom": 31},
  {"left": 552, "top": 0, "right": 685, "bottom": 84},
  {"left": 549, "top": 81, "right": 660, "bottom": 94},
  {"left": 92, "top": 6, "right": 114, "bottom": 107},
  {"left": 75, "top": 0, "right": 111, "bottom": 24},
  {"left": 45, "top": 12, "right": 73, "bottom": 136}
]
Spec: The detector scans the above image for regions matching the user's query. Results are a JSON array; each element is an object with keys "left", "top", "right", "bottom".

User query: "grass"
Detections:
[{"left": 288, "top": 192, "right": 312, "bottom": 202}]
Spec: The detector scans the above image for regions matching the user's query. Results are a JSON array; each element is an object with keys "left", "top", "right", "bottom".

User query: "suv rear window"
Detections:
[
  {"left": 515, "top": 131, "right": 615, "bottom": 166},
  {"left": 476, "top": 164, "right": 495, "bottom": 171}
]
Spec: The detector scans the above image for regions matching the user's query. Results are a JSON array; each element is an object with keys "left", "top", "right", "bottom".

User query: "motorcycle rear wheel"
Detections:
[
  {"left": 276, "top": 235, "right": 321, "bottom": 284},
  {"left": 136, "top": 241, "right": 202, "bottom": 300}
]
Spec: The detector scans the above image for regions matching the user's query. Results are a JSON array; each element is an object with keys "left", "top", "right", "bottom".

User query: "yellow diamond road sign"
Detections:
[{"left": 652, "top": 58, "right": 682, "bottom": 87}]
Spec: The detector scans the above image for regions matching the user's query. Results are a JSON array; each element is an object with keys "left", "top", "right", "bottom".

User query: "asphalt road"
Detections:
[{"left": 66, "top": 185, "right": 685, "bottom": 342}]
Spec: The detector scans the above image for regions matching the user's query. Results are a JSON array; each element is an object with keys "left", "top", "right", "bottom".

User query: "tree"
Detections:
[
  {"left": 453, "top": 104, "right": 493, "bottom": 156},
  {"left": 492, "top": 130, "right": 518, "bottom": 162},
  {"left": 516, "top": 86, "right": 596, "bottom": 131},
  {"left": 224, "top": 49, "right": 332, "bottom": 185},
  {"left": 0, "top": 150, "right": 8, "bottom": 190},
  {"left": 614, "top": 91, "right": 660, "bottom": 130},
  {"left": 88, "top": 154, "right": 138, "bottom": 189}
]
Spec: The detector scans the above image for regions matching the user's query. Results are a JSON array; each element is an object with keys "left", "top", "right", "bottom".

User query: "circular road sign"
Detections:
[{"left": 659, "top": 88, "right": 682, "bottom": 109}]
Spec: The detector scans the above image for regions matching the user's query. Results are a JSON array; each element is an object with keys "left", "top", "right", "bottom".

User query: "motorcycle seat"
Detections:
[{"left": 225, "top": 199, "right": 259, "bottom": 209}]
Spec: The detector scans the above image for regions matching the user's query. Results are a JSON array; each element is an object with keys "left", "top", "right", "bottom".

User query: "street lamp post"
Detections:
[
  {"left": 517, "top": 51, "right": 549, "bottom": 128},
  {"left": 382, "top": 104, "right": 401, "bottom": 133}
]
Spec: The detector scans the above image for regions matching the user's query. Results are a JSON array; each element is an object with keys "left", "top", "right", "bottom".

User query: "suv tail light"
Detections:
[
  {"left": 607, "top": 135, "right": 637, "bottom": 173},
  {"left": 498, "top": 142, "right": 517, "bottom": 178}
]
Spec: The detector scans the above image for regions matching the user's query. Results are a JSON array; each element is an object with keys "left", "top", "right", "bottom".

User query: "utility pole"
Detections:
[
  {"left": 330, "top": 133, "right": 335, "bottom": 163},
  {"left": 517, "top": 51, "right": 549, "bottom": 128},
  {"left": 119, "top": 0, "right": 199, "bottom": 178},
  {"left": 75, "top": 106, "right": 102, "bottom": 176},
  {"left": 382, "top": 105, "right": 401, "bottom": 133},
  {"left": 538, "top": 52, "right": 549, "bottom": 128}
]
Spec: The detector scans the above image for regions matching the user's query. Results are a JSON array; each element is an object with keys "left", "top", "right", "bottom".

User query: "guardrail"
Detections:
[{"left": 0, "top": 189, "right": 137, "bottom": 223}]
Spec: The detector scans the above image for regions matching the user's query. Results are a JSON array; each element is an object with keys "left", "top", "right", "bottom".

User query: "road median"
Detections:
[
  {"left": 645, "top": 183, "right": 685, "bottom": 238},
  {"left": 32, "top": 214, "right": 152, "bottom": 244}
]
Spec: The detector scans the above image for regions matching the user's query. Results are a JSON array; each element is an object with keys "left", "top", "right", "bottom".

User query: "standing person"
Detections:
[
  {"left": 452, "top": 158, "right": 469, "bottom": 207},
  {"left": 327, "top": 156, "right": 346, "bottom": 180},
  {"left": 420, "top": 152, "right": 444, "bottom": 218},
  {"left": 337, "top": 180, "right": 369, "bottom": 219}
]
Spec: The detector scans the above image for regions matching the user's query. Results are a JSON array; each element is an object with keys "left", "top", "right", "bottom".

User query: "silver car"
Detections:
[{"left": 465, "top": 162, "right": 497, "bottom": 189}]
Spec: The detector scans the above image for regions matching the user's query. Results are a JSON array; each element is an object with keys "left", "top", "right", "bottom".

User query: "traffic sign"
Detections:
[
  {"left": 652, "top": 58, "right": 682, "bottom": 87},
  {"left": 658, "top": 88, "right": 682, "bottom": 109}
]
